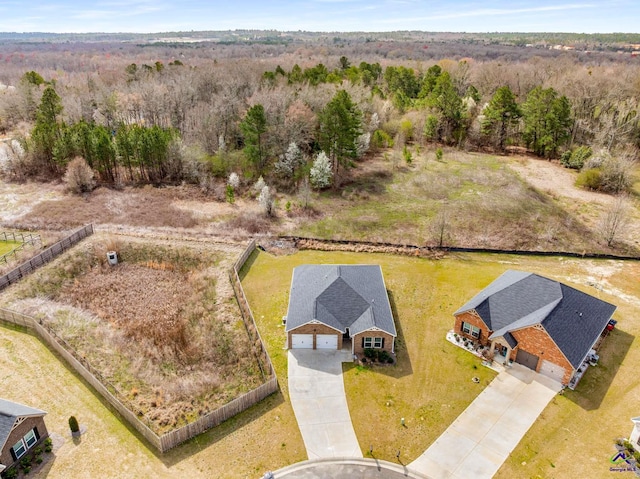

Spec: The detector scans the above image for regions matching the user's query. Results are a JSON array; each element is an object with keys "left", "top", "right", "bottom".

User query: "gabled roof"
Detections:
[
  {"left": 285, "top": 265, "right": 396, "bottom": 337},
  {"left": 455, "top": 270, "right": 616, "bottom": 369},
  {"left": 0, "top": 399, "right": 46, "bottom": 453}
]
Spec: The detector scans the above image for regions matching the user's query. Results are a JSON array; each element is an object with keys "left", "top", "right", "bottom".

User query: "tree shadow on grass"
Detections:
[{"left": 564, "top": 327, "right": 634, "bottom": 411}]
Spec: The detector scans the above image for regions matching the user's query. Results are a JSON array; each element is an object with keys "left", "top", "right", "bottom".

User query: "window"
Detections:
[
  {"left": 12, "top": 439, "right": 26, "bottom": 459},
  {"left": 24, "top": 429, "right": 37, "bottom": 448},
  {"left": 363, "top": 337, "right": 384, "bottom": 349},
  {"left": 10, "top": 428, "right": 40, "bottom": 461},
  {"left": 462, "top": 322, "right": 480, "bottom": 339}
]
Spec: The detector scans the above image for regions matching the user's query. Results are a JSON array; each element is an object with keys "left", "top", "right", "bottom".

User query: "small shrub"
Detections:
[
  {"left": 34, "top": 456, "right": 43, "bottom": 465},
  {"left": 576, "top": 168, "right": 602, "bottom": 190},
  {"left": 403, "top": 145, "right": 412, "bottom": 165},
  {"left": 2, "top": 467, "right": 18, "bottom": 479},
  {"left": 33, "top": 446, "right": 42, "bottom": 456},
  {"left": 225, "top": 184, "right": 235, "bottom": 204},
  {"left": 378, "top": 350, "right": 391, "bottom": 363},
  {"left": 68, "top": 415, "right": 80, "bottom": 433},
  {"left": 371, "top": 129, "right": 394, "bottom": 149},
  {"left": 364, "top": 348, "right": 376, "bottom": 360},
  {"left": 43, "top": 437, "right": 53, "bottom": 453},
  {"left": 560, "top": 146, "right": 592, "bottom": 169},
  {"left": 435, "top": 147, "right": 444, "bottom": 161},
  {"left": 64, "top": 157, "right": 95, "bottom": 195},
  {"left": 20, "top": 457, "right": 31, "bottom": 473},
  {"left": 400, "top": 119, "right": 414, "bottom": 141}
]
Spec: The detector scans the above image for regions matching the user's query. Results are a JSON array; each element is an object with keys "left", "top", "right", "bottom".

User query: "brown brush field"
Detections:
[{"left": 2, "top": 234, "right": 264, "bottom": 433}]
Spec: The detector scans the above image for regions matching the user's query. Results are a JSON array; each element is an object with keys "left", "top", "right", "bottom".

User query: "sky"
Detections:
[{"left": 0, "top": 0, "right": 638, "bottom": 34}]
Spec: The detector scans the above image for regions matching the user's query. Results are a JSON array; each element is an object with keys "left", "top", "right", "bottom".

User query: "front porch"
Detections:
[{"left": 446, "top": 330, "right": 512, "bottom": 372}]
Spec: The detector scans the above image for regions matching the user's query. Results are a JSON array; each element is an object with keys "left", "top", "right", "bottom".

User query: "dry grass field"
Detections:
[
  {"left": 1, "top": 150, "right": 637, "bottom": 257},
  {"left": 291, "top": 149, "right": 638, "bottom": 254},
  {"left": 2, "top": 234, "right": 264, "bottom": 433}
]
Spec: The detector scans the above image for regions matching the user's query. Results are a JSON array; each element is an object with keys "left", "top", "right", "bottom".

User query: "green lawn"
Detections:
[
  {"left": 241, "top": 249, "right": 640, "bottom": 474},
  {"left": 0, "top": 240, "right": 20, "bottom": 256}
]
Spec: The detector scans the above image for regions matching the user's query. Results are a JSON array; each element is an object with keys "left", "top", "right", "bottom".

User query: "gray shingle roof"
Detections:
[
  {"left": 456, "top": 270, "right": 616, "bottom": 369},
  {"left": 285, "top": 265, "right": 396, "bottom": 337},
  {"left": 0, "top": 399, "right": 46, "bottom": 454}
]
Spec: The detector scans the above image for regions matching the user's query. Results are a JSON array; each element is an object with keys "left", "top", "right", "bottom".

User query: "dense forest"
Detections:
[{"left": 0, "top": 31, "right": 638, "bottom": 198}]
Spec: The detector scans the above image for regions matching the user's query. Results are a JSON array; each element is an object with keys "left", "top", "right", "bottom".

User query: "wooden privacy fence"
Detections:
[
  {"left": 0, "top": 225, "right": 93, "bottom": 291},
  {"left": 0, "top": 307, "right": 163, "bottom": 451},
  {"left": 0, "top": 239, "right": 279, "bottom": 453},
  {"left": 229, "top": 239, "right": 277, "bottom": 380}
]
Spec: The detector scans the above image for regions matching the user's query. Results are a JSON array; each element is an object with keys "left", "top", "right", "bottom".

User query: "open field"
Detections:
[
  {"left": 241, "top": 248, "right": 640, "bottom": 475},
  {"left": 1, "top": 151, "right": 638, "bottom": 256},
  {"left": 292, "top": 149, "right": 640, "bottom": 255},
  {"left": 1, "top": 234, "right": 264, "bottom": 433}
]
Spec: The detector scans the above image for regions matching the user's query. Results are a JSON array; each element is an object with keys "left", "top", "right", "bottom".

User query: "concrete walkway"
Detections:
[
  {"left": 288, "top": 349, "right": 363, "bottom": 459},
  {"left": 409, "top": 364, "right": 562, "bottom": 479}
]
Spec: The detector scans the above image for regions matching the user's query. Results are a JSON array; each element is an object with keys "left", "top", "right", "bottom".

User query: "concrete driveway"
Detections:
[
  {"left": 288, "top": 349, "right": 362, "bottom": 459},
  {"left": 409, "top": 363, "right": 561, "bottom": 478}
]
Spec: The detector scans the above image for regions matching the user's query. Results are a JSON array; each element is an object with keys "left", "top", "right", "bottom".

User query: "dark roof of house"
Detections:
[
  {"left": 0, "top": 399, "right": 46, "bottom": 453},
  {"left": 285, "top": 265, "right": 396, "bottom": 337},
  {"left": 455, "top": 270, "right": 616, "bottom": 369}
]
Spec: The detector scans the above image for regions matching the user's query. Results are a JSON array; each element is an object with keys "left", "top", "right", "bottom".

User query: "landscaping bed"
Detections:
[{"left": 2, "top": 235, "right": 263, "bottom": 433}]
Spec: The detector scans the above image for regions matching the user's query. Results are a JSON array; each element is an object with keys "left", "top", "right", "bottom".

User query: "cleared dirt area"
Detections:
[
  {"left": 2, "top": 234, "right": 264, "bottom": 433},
  {"left": 509, "top": 156, "right": 640, "bottom": 248}
]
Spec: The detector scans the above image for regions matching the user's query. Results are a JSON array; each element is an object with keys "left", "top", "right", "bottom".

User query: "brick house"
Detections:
[
  {"left": 454, "top": 270, "right": 616, "bottom": 385},
  {"left": 284, "top": 265, "right": 396, "bottom": 355},
  {"left": 0, "top": 399, "right": 49, "bottom": 473}
]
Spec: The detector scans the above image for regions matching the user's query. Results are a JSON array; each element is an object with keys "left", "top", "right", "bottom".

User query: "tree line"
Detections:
[{"left": 1, "top": 51, "right": 638, "bottom": 194}]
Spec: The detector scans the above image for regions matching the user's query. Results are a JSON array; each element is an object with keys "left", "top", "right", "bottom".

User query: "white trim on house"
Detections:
[
  {"left": 462, "top": 321, "right": 481, "bottom": 339},
  {"left": 288, "top": 319, "right": 343, "bottom": 335}
]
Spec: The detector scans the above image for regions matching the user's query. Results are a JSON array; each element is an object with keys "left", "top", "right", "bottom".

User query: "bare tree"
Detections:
[{"left": 599, "top": 195, "right": 630, "bottom": 248}]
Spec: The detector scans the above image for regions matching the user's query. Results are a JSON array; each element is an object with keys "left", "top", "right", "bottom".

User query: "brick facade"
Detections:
[
  {"left": 454, "top": 310, "right": 575, "bottom": 384},
  {"left": 454, "top": 311, "right": 491, "bottom": 345},
  {"left": 287, "top": 323, "right": 343, "bottom": 350},
  {"left": 511, "top": 326, "right": 574, "bottom": 384},
  {"left": 0, "top": 416, "right": 48, "bottom": 469},
  {"left": 353, "top": 331, "right": 395, "bottom": 355}
]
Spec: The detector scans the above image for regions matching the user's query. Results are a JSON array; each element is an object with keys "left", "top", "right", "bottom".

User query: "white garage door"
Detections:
[
  {"left": 539, "top": 359, "right": 566, "bottom": 383},
  {"left": 316, "top": 334, "right": 338, "bottom": 350},
  {"left": 291, "top": 334, "right": 314, "bottom": 349}
]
